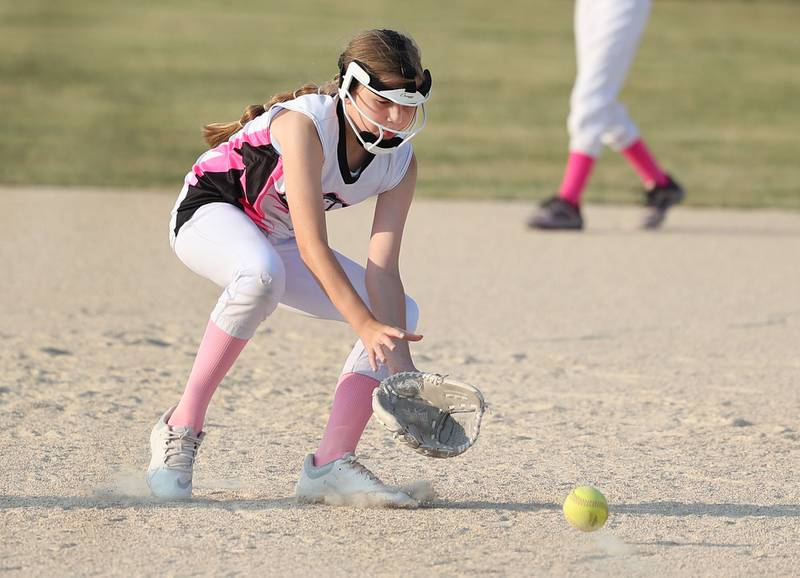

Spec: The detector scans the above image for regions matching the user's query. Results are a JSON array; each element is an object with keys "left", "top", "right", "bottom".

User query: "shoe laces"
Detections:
[
  {"left": 342, "top": 455, "right": 381, "bottom": 483},
  {"left": 163, "top": 428, "right": 202, "bottom": 471}
]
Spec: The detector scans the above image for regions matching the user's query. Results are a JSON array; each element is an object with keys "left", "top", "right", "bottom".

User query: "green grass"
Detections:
[{"left": 1, "top": 0, "right": 798, "bottom": 208}]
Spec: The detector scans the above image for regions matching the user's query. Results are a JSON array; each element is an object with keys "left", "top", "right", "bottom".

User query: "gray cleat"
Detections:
[
  {"left": 147, "top": 406, "right": 205, "bottom": 500},
  {"left": 295, "top": 453, "right": 418, "bottom": 508}
]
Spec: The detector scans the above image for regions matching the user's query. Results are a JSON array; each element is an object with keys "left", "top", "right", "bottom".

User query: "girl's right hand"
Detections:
[{"left": 357, "top": 318, "right": 423, "bottom": 372}]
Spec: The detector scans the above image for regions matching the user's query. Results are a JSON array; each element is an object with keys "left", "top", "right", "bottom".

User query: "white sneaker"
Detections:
[
  {"left": 146, "top": 407, "right": 205, "bottom": 500},
  {"left": 295, "top": 453, "right": 418, "bottom": 508}
]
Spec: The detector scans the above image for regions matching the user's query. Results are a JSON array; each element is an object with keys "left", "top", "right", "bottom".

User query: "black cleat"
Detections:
[
  {"left": 642, "top": 175, "right": 685, "bottom": 229},
  {"left": 527, "top": 196, "right": 584, "bottom": 230}
]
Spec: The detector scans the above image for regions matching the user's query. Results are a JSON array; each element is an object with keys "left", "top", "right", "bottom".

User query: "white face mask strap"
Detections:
[
  {"left": 337, "top": 60, "right": 430, "bottom": 154},
  {"left": 339, "top": 87, "right": 387, "bottom": 153},
  {"left": 339, "top": 87, "right": 428, "bottom": 154},
  {"left": 340, "top": 60, "right": 431, "bottom": 106},
  {"left": 343, "top": 91, "right": 427, "bottom": 154}
]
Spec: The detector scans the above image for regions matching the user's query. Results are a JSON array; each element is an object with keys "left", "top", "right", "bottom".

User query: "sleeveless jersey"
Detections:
[{"left": 171, "top": 94, "right": 414, "bottom": 240}]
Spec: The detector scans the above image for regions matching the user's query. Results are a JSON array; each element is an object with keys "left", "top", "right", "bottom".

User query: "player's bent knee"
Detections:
[
  {"left": 236, "top": 261, "right": 286, "bottom": 311},
  {"left": 212, "top": 262, "right": 286, "bottom": 338}
]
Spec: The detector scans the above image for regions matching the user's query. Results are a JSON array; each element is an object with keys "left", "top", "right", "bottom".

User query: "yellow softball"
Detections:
[{"left": 563, "top": 485, "right": 608, "bottom": 532}]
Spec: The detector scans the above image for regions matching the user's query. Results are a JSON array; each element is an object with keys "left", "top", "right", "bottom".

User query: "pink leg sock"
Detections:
[
  {"left": 168, "top": 320, "right": 248, "bottom": 432},
  {"left": 621, "top": 139, "right": 669, "bottom": 187},
  {"left": 314, "top": 372, "right": 379, "bottom": 466},
  {"left": 558, "top": 151, "right": 596, "bottom": 206}
]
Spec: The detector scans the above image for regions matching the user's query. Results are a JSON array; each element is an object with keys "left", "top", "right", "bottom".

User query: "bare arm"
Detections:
[
  {"left": 270, "top": 111, "right": 420, "bottom": 370},
  {"left": 366, "top": 154, "right": 421, "bottom": 374}
]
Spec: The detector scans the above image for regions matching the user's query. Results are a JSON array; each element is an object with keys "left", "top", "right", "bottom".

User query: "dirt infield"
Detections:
[{"left": 1, "top": 188, "right": 798, "bottom": 576}]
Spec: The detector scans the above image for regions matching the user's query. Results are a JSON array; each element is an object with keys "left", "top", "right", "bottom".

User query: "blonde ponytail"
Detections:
[{"left": 202, "top": 80, "right": 339, "bottom": 148}]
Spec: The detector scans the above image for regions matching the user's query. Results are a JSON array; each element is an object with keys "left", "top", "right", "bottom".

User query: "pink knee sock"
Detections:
[
  {"left": 168, "top": 320, "right": 248, "bottom": 432},
  {"left": 621, "top": 139, "right": 669, "bottom": 187},
  {"left": 558, "top": 151, "right": 596, "bottom": 206},
  {"left": 314, "top": 372, "right": 379, "bottom": 466}
]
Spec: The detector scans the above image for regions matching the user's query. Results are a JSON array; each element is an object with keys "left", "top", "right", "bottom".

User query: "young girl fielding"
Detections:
[{"left": 147, "top": 29, "right": 433, "bottom": 507}]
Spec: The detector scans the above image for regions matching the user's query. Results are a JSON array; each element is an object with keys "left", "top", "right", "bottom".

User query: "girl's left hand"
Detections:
[{"left": 357, "top": 318, "right": 422, "bottom": 372}]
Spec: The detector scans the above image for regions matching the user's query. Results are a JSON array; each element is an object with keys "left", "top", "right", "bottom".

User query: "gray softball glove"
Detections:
[{"left": 372, "top": 372, "right": 485, "bottom": 458}]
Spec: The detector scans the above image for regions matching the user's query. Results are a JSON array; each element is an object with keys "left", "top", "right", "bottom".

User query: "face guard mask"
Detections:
[{"left": 338, "top": 60, "right": 432, "bottom": 155}]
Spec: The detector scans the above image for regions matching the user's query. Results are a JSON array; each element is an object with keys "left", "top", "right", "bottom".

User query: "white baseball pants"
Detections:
[
  {"left": 568, "top": 0, "right": 652, "bottom": 156},
  {"left": 171, "top": 201, "right": 419, "bottom": 381}
]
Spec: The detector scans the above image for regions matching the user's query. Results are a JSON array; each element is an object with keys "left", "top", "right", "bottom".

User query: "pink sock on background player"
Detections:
[
  {"left": 621, "top": 139, "right": 670, "bottom": 187},
  {"left": 314, "top": 372, "right": 380, "bottom": 466},
  {"left": 168, "top": 320, "right": 248, "bottom": 433},
  {"left": 558, "top": 151, "right": 596, "bottom": 206}
]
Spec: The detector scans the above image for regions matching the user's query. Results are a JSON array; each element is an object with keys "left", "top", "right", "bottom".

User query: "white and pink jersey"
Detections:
[{"left": 170, "top": 94, "right": 414, "bottom": 241}]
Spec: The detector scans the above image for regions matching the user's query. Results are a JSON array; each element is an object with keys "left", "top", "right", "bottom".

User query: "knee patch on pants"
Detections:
[{"left": 211, "top": 265, "right": 286, "bottom": 340}]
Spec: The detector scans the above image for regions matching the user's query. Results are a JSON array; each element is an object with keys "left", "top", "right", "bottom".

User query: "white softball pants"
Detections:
[
  {"left": 171, "top": 202, "right": 419, "bottom": 381},
  {"left": 568, "top": 0, "right": 652, "bottom": 156}
]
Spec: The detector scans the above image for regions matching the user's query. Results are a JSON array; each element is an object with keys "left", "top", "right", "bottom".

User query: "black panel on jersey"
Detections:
[
  {"left": 174, "top": 169, "right": 245, "bottom": 236},
  {"left": 173, "top": 142, "right": 281, "bottom": 237},
  {"left": 236, "top": 142, "right": 280, "bottom": 206}
]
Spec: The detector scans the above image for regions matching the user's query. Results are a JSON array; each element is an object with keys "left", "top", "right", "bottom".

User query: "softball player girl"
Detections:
[
  {"left": 147, "top": 29, "right": 432, "bottom": 507},
  {"left": 529, "top": 0, "right": 685, "bottom": 230}
]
